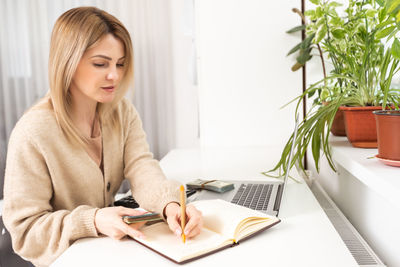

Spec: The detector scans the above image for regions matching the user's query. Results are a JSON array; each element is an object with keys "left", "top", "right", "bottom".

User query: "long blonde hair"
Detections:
[{"left": 48, "top": 6, "right": 134, "bottom": 147}]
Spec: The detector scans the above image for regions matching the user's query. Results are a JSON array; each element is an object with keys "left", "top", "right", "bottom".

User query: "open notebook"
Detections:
[{"left": 132, "top": 199, "right": 280, "bottom": 264}]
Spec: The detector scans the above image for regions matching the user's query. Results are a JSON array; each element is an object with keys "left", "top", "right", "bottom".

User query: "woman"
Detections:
[{"left": 3, "top": 6, "right": 202, "bottom": 266}]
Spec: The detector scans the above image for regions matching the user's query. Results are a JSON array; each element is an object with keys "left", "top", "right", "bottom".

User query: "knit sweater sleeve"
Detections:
[
  {"left": 2, "top": 123, "right": 99, "bottom": 266},
  {"left": 122, "top": 101, "right": 180, "bottom": 214}
]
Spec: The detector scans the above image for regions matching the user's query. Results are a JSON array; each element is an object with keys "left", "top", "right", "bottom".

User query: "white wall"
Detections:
[
  {"left": 194, "top": 0, "right": 302, "bottom": 148},
  {"left": 170, "top": 0, "right": 200, "bottom": 149}
]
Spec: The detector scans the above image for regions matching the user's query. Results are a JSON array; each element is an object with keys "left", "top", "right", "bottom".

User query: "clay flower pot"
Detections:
[
  {"left": 373, "top": 110, "right": 400, "bottom": 162},
  {"left": 322, "top": 101, "right": 346, "bottom": 136},
  {"left": 330, "top": 108, "right": 346, "bottom": 136},
  {"left": 340, "top": 106, "right": 382, "bottom": 148}
]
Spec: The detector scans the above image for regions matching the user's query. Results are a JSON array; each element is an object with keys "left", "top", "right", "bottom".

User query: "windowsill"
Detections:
[{"left": 330, "top": 136, "right": 400, "bottom": 210}]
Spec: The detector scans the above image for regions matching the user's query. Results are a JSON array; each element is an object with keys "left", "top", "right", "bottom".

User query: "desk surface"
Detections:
[{"left": 52, "top": 147, "right": 357, "bottom": 267}]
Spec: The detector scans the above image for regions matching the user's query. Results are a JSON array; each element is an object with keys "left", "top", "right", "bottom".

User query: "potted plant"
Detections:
[
  {"left": 338, "top": 44, "right": 400, "bottom": 148},
  {"left": 373, "top": 44, "right": 400, "bottom": 165},
  {"left": 267, "top": 0, "right": 400, "bottom": 176},
  {"left": 374, "top": 110, "right": 400, "bottom": 166}
]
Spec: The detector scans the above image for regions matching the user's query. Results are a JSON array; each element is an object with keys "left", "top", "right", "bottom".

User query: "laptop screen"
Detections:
[{"left": 275, "top": 113, "right": 300, "bottom": 217}]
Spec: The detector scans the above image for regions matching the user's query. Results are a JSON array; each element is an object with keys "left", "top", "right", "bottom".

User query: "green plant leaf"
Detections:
[
  {"left": 328, "top": 1, "right": 342, "bottom": 8},
  {"left": 392, "top": 39, "right": 400, "bottom": 59},
  {"left": 330, "top": 16, "right": 342, "bottom": 26},
  {"left": 287, "top": 25, "right": 306, "bottom": 33},
  {"left": 309, "top": 0, "right": 320, "bottom": 5},
  {"left": 376, "top": 0, "right": 385, "bottom": 7},
  {"left": 387, "top": 0, "right": 400, "bottom": 14},
  {"left": 311, "top": 130, "right": 321, "bottom": 172},
  {"left": 301, "top": 33, "right": 316, "bottom": 48},
  {"left": 308, "top": 89, "right": 317, "bottom": 98},
  {"left": 315, "top": 24, "right": 327, "bottom": 43},
  {"left": 320, "top": 88, "right": 330, "bottom": 100},
  {"left": 304, "top": 10, "right": 316, "bottom": 20},
  {"left": 316, "top": 17, "right": 326, "bottom": 27},
  {"left": 387, "top": 27, "right": 399, "bottom": 40},
  {"left": 366, "top": 9, "right": 377, "bottom": 18},
  {"left": 296, "top": 49, "right": 313, "bottom": 64},
  {"left": 316, "top": 6, "right": 323, "bottom": 18},
  {"left": 331, "top": 29, "right": 345, "bottom": 39},
  {"left": 375, "top": 26, "right": 396, "bottom": 38},
  {"left": 376, "top": 19, "right": 396, "bottom": 30},
  {"left": 378, "top": 7, "right": 387, "bottom": 22},
  {"left": 287, "top": 42, "right": 302, "bottom": 56}
]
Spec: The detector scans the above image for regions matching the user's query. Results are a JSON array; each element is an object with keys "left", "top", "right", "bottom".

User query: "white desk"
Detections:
[{"left": 52, "top": 147, "right": 357, "bottom": 267}]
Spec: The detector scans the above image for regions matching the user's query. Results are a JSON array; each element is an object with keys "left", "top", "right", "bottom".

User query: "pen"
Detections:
[{"left": 180, "top": 185, "right": 186, "bottom": 243}]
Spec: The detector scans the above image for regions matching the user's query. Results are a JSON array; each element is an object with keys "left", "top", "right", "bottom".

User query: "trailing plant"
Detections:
[{"left": 266, "top": 0, "right": 400, "bottom": 178}]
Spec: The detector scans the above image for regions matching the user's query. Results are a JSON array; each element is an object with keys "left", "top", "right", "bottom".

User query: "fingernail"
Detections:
[
  {"left": 184, "top": 229, "right": 189, "bottom": 235},
  {"left": 175, "top": 229, "right": 182, "bottom": 236},
  {"left": 138, "top": 234, "right": 145, "bottom": 240}
]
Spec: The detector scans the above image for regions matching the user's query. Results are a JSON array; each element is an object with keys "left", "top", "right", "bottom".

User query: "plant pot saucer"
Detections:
[
  {"left": 375, "top": 155, "right": 400, "bottom": 167},
  {"left": 351, "top": 141, "right": 377, "bottom": 148}
]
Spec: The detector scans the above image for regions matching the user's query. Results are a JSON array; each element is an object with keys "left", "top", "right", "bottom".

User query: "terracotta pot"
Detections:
[
  {"left": 373, "top": 110, "right": 400, "bottom": 161},
  {"left": 330, "top": 108, "right": 346, "bottom": 136},
  {"left": 340, "top": 106, "right": 382, "bottom": 148}
]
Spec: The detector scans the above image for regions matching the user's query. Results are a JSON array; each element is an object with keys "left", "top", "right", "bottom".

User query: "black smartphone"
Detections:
[{"left": 122, "top": 213, "right": 161, "bottom": 224}]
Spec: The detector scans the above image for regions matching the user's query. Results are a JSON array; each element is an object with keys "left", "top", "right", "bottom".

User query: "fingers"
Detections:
[
  {"left": 118, "top": 207, "right": 148, "bottom": 239},
  {"left": 186, "top": 224, "right": 202, "bottom": 238},
  {"left": 108, "top": 217, "right": 146, "bottom": 240},
  {"left": 124, "top": 224, "right": 146, "bottom": 240},
  {"left": 183, "top": 206, "right": 203, "bottom": 238},
  {"left": 114, "top": 205, "right": 203, "bottom": 241},
  {"left": 108, "top": 230, "right": 126, "bottom": 240},
  {"left": 166, "top": 209, "right": 183, "bottom": 237},
  {"left": 165, "top": 204, "right": 203, "bottom": 239},
  {"left": 95, "top": 206, "right": 149, "bottom": 240}
]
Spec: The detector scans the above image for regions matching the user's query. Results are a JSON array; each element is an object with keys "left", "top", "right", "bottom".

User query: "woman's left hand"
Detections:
[{"left": 164, "top": 202, "right": 203, "bottom": 239}]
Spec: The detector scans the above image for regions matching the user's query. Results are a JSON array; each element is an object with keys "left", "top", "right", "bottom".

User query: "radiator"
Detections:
[{"left": 309, "top": 179, "right": 386, "bottom": 267}]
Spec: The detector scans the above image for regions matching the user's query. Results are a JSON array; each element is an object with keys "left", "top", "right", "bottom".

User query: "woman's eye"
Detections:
[
  {"left": 93, "top": 63, "right": 105, "bottom": 67},
  {"left": 117, "top": 63, "right": 125, "bottom": 68}
]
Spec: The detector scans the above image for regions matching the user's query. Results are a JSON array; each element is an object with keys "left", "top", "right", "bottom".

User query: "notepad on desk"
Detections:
[{"left": 132, "top": 199, "right": 280, "bottom": 264}]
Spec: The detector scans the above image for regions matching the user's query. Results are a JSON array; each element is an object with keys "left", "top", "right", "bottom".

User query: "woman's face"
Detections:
[{"left": 70, "top": 34, "right": 125, "bottom": 104}]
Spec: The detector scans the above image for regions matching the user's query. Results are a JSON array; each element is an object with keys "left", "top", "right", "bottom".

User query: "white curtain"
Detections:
[{"left": 0, "top": 0, "right": 177, "bottom": 197}]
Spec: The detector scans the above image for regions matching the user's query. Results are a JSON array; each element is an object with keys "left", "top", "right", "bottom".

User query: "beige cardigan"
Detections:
[{"left": 3, "top": 97, "right": 180, "bottom": 266}]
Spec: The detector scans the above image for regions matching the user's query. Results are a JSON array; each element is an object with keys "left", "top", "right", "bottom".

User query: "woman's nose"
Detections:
[{"left": 106, "top": 67, "right": 119, "bottom": 81}]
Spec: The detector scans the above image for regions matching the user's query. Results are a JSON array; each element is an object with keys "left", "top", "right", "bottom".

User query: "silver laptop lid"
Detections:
[
  {"left": 188, "top": 114, "right": 300, "bottom": 217},
  {"left": 275, "top": 113, "right": 300, "bottom": 217}
]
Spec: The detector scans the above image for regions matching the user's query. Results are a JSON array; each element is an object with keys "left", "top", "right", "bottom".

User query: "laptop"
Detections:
[{"left": 190, "top": 115, "right": 299, "bottom": 217}]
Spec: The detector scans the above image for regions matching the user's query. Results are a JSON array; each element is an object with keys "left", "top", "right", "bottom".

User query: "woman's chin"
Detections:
[{"left": 97, "top": 94, "right": 115, "bottom": 103}]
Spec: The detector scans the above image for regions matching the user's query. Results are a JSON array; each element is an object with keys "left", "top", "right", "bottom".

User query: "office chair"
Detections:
[{"left": 0, "top": 215, "right": 33, "bottom": 267}]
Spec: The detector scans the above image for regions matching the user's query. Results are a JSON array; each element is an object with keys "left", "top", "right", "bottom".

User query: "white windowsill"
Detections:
[{"left": 329, "top": 136, "right": 400, "bottom": 210}]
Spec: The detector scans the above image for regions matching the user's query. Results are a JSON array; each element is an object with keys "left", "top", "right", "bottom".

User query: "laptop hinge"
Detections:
[{"left": 273, "top": 184, "right": 283, "bottom": 212}]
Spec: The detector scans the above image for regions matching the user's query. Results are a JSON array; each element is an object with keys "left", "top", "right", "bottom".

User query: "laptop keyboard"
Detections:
[{"left": 231, "top": 183, "right": 273, "bottom": 211}]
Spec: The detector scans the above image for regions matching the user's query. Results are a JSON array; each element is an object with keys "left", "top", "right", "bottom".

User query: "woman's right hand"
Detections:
[{"left": 94, "top": 206, "right": 148, "bottom": 240}]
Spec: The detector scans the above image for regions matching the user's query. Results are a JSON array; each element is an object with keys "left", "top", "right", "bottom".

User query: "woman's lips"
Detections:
[{"left": 101, "top": 86, "right": 115, "bottom": 92}]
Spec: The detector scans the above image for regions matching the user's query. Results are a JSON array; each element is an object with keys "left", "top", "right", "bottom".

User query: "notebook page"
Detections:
[
  {"left": 190, "top": 199, "right": 272, "bottom": 239},
  {"left": 137, "top": 222, "right": 229, "bottom": 262}
]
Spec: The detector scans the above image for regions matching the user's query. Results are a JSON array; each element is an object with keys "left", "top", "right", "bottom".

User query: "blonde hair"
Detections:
[{"left": 48, "top": 6, "right": 134, "bottom": 147}]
